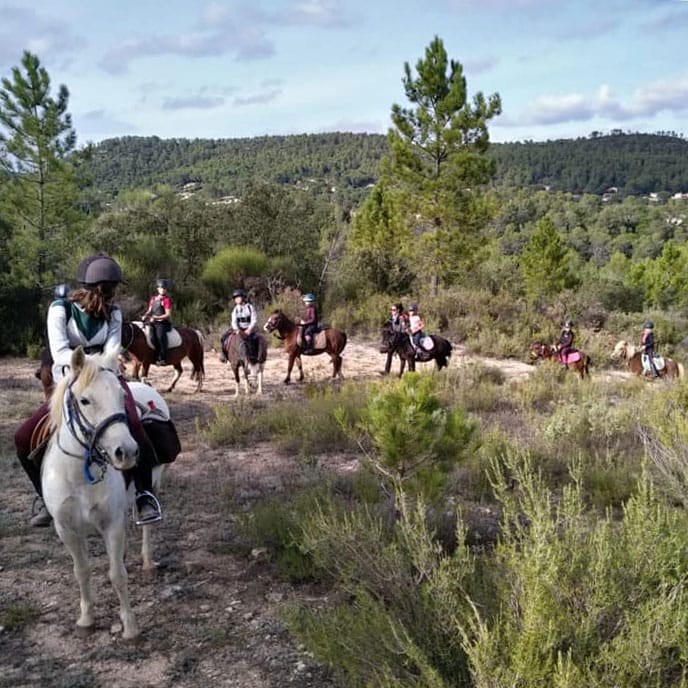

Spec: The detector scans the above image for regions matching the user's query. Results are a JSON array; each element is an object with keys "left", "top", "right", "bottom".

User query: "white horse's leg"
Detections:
[
  {"left": 257, "top": 367, "right": 263, "bottom": 395},
  {"left": 58, "top": 529, "right": 96, "bottom": 632},
  {"left": 103, "top": 524, "right": 139, "bottom": 639},
  {"left": 243, "top": 366, "right": 250, "bottom": 394},
  {"left": 141, "top": 465, "right": 165, "bottom": 572},
  {"left": 166, "top": 366, "right": 183, "bottom": 393}
]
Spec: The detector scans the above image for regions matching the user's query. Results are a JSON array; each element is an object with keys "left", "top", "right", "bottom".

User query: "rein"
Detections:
[{"left": 58, "top": 373, "right": 129, "bottom": 485}]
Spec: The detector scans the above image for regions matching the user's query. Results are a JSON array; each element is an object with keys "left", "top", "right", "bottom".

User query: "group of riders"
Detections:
[
  {"left": 16, "top": 252, "right": 664, "bottom": 529},
  {"left": 554, "top": 318, "right": 659, "bottom": 376},
  {"left": 15, "top": 255, "right": 327, "bottom": 528},
  {"left": 219, "top": 290, "right": 320, "bottom": 362}
]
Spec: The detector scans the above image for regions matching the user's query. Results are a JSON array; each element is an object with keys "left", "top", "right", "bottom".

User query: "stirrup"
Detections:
[{"left": 133, "top": 490, "right": 162, "bottom": 526}]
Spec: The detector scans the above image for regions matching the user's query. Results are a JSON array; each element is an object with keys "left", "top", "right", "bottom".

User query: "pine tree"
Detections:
[
  {"left": 0, "top": 51, "right": 81, "bottom": 288},
  {"left": 386, "top": 36, "right": 502, "bottom": 293}
]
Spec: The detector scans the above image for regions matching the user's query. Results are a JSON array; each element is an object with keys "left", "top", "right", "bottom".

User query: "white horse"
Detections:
[{"left": 42, "top": 346, "right": 159, "bottom": 639}]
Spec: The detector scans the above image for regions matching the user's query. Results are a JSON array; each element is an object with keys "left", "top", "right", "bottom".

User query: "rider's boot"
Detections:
[
  {"left": 30, "top": 496, "right": 52, "bottom": 527},
  {"left": 132, "top": 439, "right": 162, "bottom": 526}
]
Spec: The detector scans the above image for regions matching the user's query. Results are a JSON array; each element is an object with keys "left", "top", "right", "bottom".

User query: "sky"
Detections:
[{"left": 1, "top": 0, "right": 688, "bottom": 147}]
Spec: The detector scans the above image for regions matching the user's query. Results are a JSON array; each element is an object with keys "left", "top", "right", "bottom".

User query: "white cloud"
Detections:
[{"left": 162, "top": 94, "right": 225, "bottom": 110}]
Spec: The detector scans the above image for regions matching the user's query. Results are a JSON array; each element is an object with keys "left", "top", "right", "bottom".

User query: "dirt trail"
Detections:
[{"left": 0, "top": 338, "right": 607, "bottom": 687}]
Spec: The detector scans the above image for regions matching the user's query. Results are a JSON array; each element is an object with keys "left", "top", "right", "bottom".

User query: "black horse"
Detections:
[{"left": 379, "top": 325, "right": 452, "bottom": 376}]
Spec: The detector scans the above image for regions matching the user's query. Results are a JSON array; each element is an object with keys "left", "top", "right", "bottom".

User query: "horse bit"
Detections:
[{"left": 58, "top": 372, "right": 130, "bottom": 485}]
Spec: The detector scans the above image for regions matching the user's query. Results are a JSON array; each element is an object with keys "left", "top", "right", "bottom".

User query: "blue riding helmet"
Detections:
[
  {"left": 53, "top": 283, "right": 70, "bottom": 299},
  {"left": 644, "top": 321, "right": 654, "bottom": 329},
  {"left": 303, "top": 293, "right": 315, "bottom": 303},
  {"left": 156, "top": 278, "right": 169, "bottom": 289}
]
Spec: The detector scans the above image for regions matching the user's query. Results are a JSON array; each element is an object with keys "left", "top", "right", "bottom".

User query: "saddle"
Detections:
[
  {"left": 418, "top": 335, "right": 434, "bottom": 352},
  {"left": 558, "top": 349, "right": 582, "bottom": 365},
  {"left": 142, "top": 324, "right": 182, "bottom": 350},
  {"left": 641, "top": 353, "right": 665, "bottom": 375},
  {"left": 28, "top": 412, "right": 52, "bottom": 463},
  {"left": 298, "top": 328, "right": 326, "bottom": 353}
]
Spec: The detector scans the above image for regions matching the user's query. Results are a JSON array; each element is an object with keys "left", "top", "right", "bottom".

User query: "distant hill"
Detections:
[{"left": 84, "top": 132, "right": 688, "bottom": 204}]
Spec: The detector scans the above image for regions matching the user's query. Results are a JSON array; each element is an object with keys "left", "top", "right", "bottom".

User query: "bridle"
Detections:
[{"left": 57, "top": 370, "right": 130, "bottom": 484}]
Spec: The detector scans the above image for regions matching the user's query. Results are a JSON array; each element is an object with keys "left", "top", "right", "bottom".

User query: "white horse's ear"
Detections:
[
  {"left": 71, "top": 346, "right": 86, "bottom": 373},
  {"left": 102, "top": 342, "right": 121, "bottom": 371}
]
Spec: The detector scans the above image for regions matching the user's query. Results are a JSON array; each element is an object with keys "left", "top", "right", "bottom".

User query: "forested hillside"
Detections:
[{"left": 84, "top": 131, "right": 688, "bottom": 203}]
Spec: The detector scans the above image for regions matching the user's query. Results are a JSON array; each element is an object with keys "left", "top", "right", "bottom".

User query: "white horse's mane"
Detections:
[{"left": 49, "top": 346, "right": 121, "bottom": 429}]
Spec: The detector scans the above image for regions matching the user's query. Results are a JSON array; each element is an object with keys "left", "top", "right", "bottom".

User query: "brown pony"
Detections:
[
  {"left": 263, "top": 309, "right": 347, "bottom": 384},
  {"left": 122, "top": 322, "right": 205, "bottom": 392},
  {"left": 611, "top": 340, "right": 684, "bottom": 379},
  {"left": 530, "top": 341, "right": 591, "bottom": 380},
  {"left": 222, "top": 332, "right": 268, "bottom": 396}
]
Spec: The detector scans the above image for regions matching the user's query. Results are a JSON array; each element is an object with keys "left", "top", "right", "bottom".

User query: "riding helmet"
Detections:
[
  {"left": 53, "top": 283, "right": 70, "bottom": 299},
  {"left": 76, "top": 254, "right": 125, "bottom": 285},
  {"left": 644, "top": 321, "right": 654, "bottom": 329},
  {"left": 156, "top": 278, "right": 169, "bottom": 289},
  {"left": 232, "top": 288, "right": 247, "bottom": 298},
  {"left": 303, "top": 293, "right": 315, "bottom": 303},
  {"left": 565, "top": 320, "right": 574, "bottom": 328},
  {"left": 409, "top": 303, "right": 419, "bottom": 312}
]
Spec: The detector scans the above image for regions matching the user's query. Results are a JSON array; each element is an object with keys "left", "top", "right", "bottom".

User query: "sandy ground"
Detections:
[{"left": 0, "top": 336, "right": 542, "bottom": 688}]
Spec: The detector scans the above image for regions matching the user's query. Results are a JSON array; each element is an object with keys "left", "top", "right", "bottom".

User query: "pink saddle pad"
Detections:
[{"left": 560, "top": 351, "right": 582, "bottom": 364}]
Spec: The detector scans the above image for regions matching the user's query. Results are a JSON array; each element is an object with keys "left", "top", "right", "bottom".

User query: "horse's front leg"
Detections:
[
  {"left": 103, "top": 522, "right": 139, "bottom": 639},
  {"left": 257, "top": 366, "right": 263, "bottom": 395},
  {"left": 242, "top": 365, "right": 250, "bottom": 395},
  {"left": 57, "top": 528, "right": 96, "bottom": 633},
  {"left": 398, "top": 358, "right": 406, "bottom": 377},
  {"left": 166, "top": 364, "right": 183, "bottom": 393},
  {"left": 285, "top": 352, "right": 296, "bottom": 384},
  {"left": 232, "top": 364, "right": 241, "bottom": 397}
]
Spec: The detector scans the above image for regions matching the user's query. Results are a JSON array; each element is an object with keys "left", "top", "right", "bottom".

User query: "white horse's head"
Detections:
[
  {"left": 50, "top": 345, "right": 139, "bottom": 472},
  {"left": 612, "top": 340, "right": 634, "bottom": 361}
]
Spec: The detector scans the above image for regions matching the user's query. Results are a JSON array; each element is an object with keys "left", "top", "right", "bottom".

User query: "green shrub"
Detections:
[{"left": 345, "top": 374, "right": 478, "bottom": 503}]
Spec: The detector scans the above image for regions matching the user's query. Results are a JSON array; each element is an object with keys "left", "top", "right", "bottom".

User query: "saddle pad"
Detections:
[
  {"left": 420, "top": 336, "right": 434, "bottom": 351},
  {"left": 298, "top": 329, "right": 326, "bottom": 350},
  {"left": 561, "top": 351, "right": 582, "bottom": 364},
  {"left": 641, "top": 353, "right": 665, "bottom": 371},
  {"left": 144, "top": 326, "right": 182, "bottom": 350}
]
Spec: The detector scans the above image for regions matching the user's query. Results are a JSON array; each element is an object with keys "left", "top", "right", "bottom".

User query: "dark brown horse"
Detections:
[
  {"left": 263, "top": 309, "right": 347, "bottom": 384},
  {"left": 379, "top": 325, "right": 452, "bottom": 376},
  {"left": 36, "top": 323, "right": 206, "bottom": 397},
  {"left": 529, "top": 341, "right": 591, "bottom": 380},
  {"left": 222, "top": 332, "right": 268, "bottom": 395},
  {"left": 612, "top": 340, "right": 684, "bottom": 379},
  {"left": 121, "top": 322, "right": 205, "bottom": 392}
]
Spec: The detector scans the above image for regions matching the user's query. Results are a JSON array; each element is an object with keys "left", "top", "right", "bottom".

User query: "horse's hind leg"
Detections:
[{"left": 103, "top": 524, "right": 139, "bottom": 639}]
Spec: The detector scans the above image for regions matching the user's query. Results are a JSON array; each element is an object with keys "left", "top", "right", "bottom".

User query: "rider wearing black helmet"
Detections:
[
  {"left": 15, "top": 254, "right": 163, "bottom": 527},
  {"left": 641, "top": 321, "right": 659, "bottom": 377},
  {"left": 142, "top": 278, "right": 173, "bottom": 365},
  {"left": 557, "top": 320, "right": 575, "bottom": 363},
  {"left": 220, "top": 288, "right": 258, "bottom": 362}
]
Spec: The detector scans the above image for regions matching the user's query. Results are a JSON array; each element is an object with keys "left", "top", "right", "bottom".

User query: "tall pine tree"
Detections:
[
  {"left": 387, "top": 36, "right": 502, "bottom": 293},
  {"left": 0, "top": 51, "right": 82, "bottom": 289}
]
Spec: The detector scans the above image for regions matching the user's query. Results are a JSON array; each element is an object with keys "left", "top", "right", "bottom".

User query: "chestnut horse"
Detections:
[
  {"left": 530, "top": 341, "right": 591, "bottom": 380},
  {"left": 379, "top": 325, "right": 452, "bottom": 377},
  {"left": 263, "top": 309, "right": 347, "bottom": 384},
  {"left": 611, "top": 340, "right": 684, "bottom": 379},
  {"left": 121, "top": 322, "right": 205, "bottom": 392},
  {"left": 222, "top": 331, "right": 268, "bottom": 395}
]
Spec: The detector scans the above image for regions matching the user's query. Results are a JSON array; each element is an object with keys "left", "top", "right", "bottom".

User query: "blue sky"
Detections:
[{"left": 2, "top": 0, "right": 688, "bottom": 146}]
